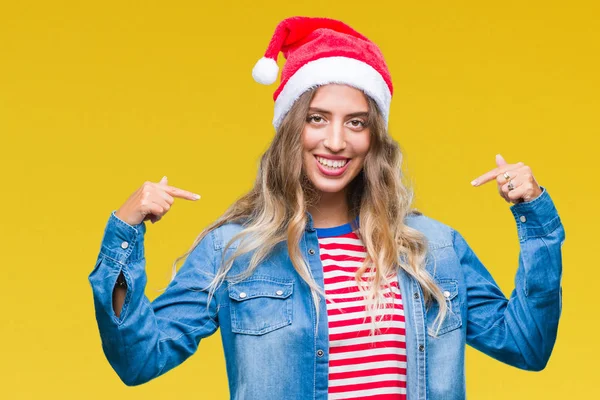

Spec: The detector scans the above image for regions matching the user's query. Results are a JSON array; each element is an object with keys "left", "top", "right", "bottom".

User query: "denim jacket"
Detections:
[{"left": 88, "top": 186, "right": 565, "bottom": 399}]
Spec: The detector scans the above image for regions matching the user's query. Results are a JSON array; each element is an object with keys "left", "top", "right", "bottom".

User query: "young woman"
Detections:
[{"left": 88, "top": 17, "right": 565, "bottom": 400}]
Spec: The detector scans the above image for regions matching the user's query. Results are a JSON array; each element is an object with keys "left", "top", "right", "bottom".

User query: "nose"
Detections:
[{"left": 323, "top": 121, "right": 346, "bottom": 152}]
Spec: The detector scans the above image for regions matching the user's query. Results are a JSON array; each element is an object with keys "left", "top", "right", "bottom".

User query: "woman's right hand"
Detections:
[{"left": 115, "top": 176, "right": 201, "bottom": 226}]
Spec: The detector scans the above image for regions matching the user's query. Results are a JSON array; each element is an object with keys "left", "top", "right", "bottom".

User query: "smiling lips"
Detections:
[
  {"left": 314, "top": 155, "right": 351, "bottom": 176},
  {"left": 316, "top": 155, "right": 349, "bottom": 168}
]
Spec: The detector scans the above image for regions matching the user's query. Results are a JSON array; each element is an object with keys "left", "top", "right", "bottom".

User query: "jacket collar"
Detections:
[{"left": 304, "top": 211, "right": 316, "bottom": 232}]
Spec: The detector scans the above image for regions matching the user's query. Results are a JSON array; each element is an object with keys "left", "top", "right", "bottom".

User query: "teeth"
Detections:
[{"left": 316, "top": 156, "right": 348, "bottom": 169}]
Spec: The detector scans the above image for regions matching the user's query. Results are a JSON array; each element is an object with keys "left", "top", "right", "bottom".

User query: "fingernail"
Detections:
[
  {"left": 193, "top": 194, "right": 201, "bottom": 200},
  {"left": 471, "top": 180, "right": 478, "bottom": 186}
]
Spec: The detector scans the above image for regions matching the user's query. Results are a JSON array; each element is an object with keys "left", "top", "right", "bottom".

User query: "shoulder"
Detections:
[
  {"left": 404, "top": 211, "right": 455, "bottom": 249},
  {"left": 208, "top": 220, "right": 247, "bottom": 250},
  {"left": 404, "top": 212, "right": 467, "bottom": 281}
]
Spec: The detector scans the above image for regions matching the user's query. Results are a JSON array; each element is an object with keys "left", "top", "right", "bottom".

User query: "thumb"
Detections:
[
  {"left": 495, "top": 154, "right": 507, "bottom": 167},
  {"left": 159, "top": 176, "right": 168, "bottom": 185}
]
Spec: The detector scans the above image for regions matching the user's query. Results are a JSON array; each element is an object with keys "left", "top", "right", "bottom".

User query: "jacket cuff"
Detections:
[
  {"left": 509, "top": 186, "right": 561, "bottom": 241},
  {"left": 99, "top": 211, "right": 146, "bottom": 264}
]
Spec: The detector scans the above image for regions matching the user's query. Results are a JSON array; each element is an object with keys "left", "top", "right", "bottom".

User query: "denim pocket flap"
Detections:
[
  {"left": 228, "top": 278, "right": 293, "bottom": 301},
  {"left": 439, "top": 279, "right": 458, "bottom": 301}
]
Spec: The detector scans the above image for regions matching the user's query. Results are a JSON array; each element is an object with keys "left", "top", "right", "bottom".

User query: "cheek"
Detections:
[
  {"left": 353, "top": 131, "right": 371, "bottom": 157},
  {"left": 302, "top": 126, "right": 320, "bottom": 151}
]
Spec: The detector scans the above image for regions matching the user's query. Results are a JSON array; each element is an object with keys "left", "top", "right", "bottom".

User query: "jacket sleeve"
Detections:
[
  {"left": 455, "top": 186, "right": 565, "bottom": 371},
  {"left": 88, "top": 211, "right": 220, "bottom": 386}
]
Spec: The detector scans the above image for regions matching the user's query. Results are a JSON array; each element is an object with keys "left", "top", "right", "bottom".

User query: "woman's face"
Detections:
[{"left": 302, "top": 84, "right": 371, "bottom": 196}]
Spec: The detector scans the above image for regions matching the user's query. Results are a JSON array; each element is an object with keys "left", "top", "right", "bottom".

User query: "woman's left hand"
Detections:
[{"left": 470, "top": 154, "right": 543, "bottom": 204}]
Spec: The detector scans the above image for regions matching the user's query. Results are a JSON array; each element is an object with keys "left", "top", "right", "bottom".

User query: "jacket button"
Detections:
[
  {"left": 413, "top": 292, "right": 420, "bottom": 299},
  {"left": 121, "top": 241, "right": 129, "bottom": 249},
  {"left": 443, "top": 290, "right": 451, "bottom": 298},
  {"left": 308, "top": 249, "right": 315, "bottom": 255},
  {"left": 418, "top": 344, "right": 425, "bottom": 352},
  {"left": 316, "top": 349, "right": 324, "bottom": 357},
  {"left": 239, "top": 292, "right": 247, "bottom": 299},
  {"left": 276, "top": 290, "right": 284, "bottom": 296},
  {"left": 520, "top": 215, "right": 527, "bottom": 223}
]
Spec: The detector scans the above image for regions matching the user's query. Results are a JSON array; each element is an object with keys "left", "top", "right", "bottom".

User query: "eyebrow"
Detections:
[{"left": 308, "top": 107, "right": 369, "bottom": 118}]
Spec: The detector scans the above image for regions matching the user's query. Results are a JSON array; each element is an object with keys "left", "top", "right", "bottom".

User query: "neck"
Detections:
[{"left": 307, "top": 189, "right": 350, "bottom": 229}]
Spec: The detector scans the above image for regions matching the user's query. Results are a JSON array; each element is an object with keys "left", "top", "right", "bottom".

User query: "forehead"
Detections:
[{"left": 310, "top": 84, "right": 369, "bottom": 111}]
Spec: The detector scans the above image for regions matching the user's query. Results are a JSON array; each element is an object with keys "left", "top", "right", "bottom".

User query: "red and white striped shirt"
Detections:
[{"left": 316, "top": 221, "right": 407, "bottom": 400}]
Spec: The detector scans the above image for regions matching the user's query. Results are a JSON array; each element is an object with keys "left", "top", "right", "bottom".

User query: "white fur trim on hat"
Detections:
[
  {"left": 252, "top": 57, "right": 279, "bottom": 85},
  {"left": 272, "top": 56, "right": 391, "bottom": 130}
]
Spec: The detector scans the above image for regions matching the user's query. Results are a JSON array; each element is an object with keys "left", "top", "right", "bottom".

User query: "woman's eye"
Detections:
[
  {"left": 349, "top": 119, "right": 365, "bottom": 128},
  {"left": 308, "top": 115, "right": 324, "bottom": 123}
]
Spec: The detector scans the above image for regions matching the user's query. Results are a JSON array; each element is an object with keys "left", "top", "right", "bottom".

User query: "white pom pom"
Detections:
[{"left": 252, "top": 57, "right": 279, "bottom": 85}]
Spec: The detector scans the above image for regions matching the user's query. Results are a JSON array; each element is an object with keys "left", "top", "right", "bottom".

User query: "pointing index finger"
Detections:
[
  {"left": 471, "top": 167, "right": 504, "bottom": 187},
  {"left": 163, "top": 185, "right": 201, "bottom": 200}
]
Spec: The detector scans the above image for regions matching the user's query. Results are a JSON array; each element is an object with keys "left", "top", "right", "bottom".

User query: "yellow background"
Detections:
[{"left": 1, "top": 0, "right": 597, "bottom": 398}]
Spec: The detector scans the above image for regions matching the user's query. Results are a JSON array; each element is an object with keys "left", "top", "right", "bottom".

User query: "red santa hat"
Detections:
[{"left": 252, "top": 16, "right": 394, "bottom": 130}]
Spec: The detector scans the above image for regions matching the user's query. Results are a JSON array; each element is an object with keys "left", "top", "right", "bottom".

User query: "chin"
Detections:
[
  {"left": 311, "top": 179, "right": 350, "bottom": 194},
  {"left": 305, "top": 166, "right": 361, "bottom": 195}
]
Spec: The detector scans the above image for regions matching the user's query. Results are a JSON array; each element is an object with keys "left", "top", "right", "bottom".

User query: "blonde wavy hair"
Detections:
[{"left": 171, "top": 86, "right": 448, "bottom": 335}]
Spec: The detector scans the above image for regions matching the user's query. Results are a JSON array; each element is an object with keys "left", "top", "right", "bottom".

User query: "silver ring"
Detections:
[
  {"left": 507, "top": 180, "right": 515, "bottom": 191},
  {"left": 503, "top": 172, "right": 510, "bottom": 181}
]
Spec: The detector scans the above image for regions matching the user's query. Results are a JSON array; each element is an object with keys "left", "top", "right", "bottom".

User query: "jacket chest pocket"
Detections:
[
  {"left": 228, "top": 277, "right": 294, "bottom": 335},
  {"left": 426, "top": 278, "right": 462, "bottom": 336}
]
